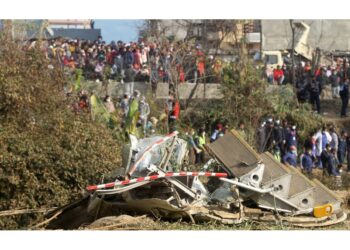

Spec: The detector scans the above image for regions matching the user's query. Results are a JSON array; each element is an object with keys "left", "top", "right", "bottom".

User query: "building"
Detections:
[
  {"left": 47, "top": 19, "right": 101, "bottom": 41},
  {"left": 0, "top": 20, "right": 101, "bottom": 41},
  {"left": 261, "top": 20, "right": 350, "bottom": 53},
  {"left": 145, "top": 20, "right": 258, "bottom": 56},
  {"left": 145, "top": 20, "right": 350, "bottom": 56},
  {"left": 48, "top": 19, "right": 92, "bottom": 29}
]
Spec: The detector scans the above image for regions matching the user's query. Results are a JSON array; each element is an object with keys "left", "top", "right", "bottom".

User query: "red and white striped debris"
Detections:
[
  {"left": 86, "top": 172, "right": 228, "bottom": 191},
  {"left": 127, "top": 131, "right": 179, "bottom": 176}
]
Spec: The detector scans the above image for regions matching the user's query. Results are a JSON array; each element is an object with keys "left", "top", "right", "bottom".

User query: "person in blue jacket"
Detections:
[
  {"left": 338, "top": 131, "right": 347, "bottom": 166},
  {"left": 339, "top": 79, "right": 349, "bottom": 118},
  {"left": 301, "top": 148, "right": 314, "bottom": 174},
  {"left": 282, "top": 145, "right": 297, "bottom": 167}
]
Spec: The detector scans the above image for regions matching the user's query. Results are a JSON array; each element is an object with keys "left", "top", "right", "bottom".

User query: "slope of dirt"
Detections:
[{"left": 80, "top": 215, "right": 157, "bottom": 230}]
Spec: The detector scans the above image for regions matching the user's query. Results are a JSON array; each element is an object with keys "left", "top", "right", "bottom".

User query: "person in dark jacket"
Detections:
[
  {"left": 256, "top": 121, "right": 266, "bottom": 153},
  {"left": 339, "top": 79, "right": 349, "bottom": 117},
  {"left": 282, "top": 145, "right": 297, "bottom": 167},
  {"left": 347, "top": 136, "right": 350, "bottom": 173},
  {"left": 338, "top": 131, "right": 348, "bottom": 166},
  {"left": 123, "top": 46, "right": 134, "bottom": 69},
  {"left": 297, "top": 78, "right": 310, "bottom": 102},
  {"left": 307, "top": 74, "right": 322, "bottom": 114},
  {"left": 327, "top": 148, "right": 340, "bottom": 177},
  {"left": 281, "top": 119, "right": 290, "bottom": 156},
  {"left": 321, "top": 144, "right": 332, "bottom": 175},
  {"left": 264, "top": 118, "right": 274, "bottom": 151},
  {"left": 273, "top": 119, "right": 283, "bottom": 152}
]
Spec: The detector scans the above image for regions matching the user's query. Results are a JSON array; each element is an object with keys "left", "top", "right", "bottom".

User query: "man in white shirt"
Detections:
[{"left": 314, "top": 126, "right": 332, "bottom": 168}]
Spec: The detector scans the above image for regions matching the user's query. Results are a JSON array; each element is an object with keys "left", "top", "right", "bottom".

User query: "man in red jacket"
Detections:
[
  {"left": 273, "top": 65, "right": 285, "bottom": 85},
  {"left": 166, "top": 96, "right": 180, "bottom": 133}
]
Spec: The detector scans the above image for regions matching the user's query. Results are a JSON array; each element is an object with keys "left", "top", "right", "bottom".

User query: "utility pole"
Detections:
[
  {"left": 290, "top": 20, "right": 296, "bottom": 87},
  {"left": 259, "top": 20, "right": 262, "bottom": 57}
]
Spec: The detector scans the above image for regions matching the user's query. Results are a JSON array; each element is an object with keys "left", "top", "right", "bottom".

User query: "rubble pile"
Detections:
[{"left": 45, "top": 130, "right": 347, "bottom": 229}]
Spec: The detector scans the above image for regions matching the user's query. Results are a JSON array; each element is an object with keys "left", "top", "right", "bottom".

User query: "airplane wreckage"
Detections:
[{"left": 45, "top": 130, "right": 347, "bottom": 229}]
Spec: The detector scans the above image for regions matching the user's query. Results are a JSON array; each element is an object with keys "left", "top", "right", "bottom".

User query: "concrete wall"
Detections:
[
  {"left": 262, "top": 20, "right": 350, "bottom": 52},
  {"left": 82, "top": 81, "right": 223, "bottom": 100}
]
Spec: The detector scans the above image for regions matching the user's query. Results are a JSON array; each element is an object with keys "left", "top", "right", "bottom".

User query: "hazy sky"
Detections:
[{"left": 94, "top": 20, "right": 144, "bottom": 43}]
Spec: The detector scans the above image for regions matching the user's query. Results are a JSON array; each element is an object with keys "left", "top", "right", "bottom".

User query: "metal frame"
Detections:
[{"left": 95, "top": 181, "right": 152, "bottom": 195}]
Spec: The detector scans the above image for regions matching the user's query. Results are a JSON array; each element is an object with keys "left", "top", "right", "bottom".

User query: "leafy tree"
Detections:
[{"left": 0, "top": 21, "right": 121, "bottom": 229}]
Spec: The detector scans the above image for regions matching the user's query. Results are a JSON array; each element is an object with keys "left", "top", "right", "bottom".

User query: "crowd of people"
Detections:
[
  {"left": 52, "top": 34, "right": 350, "bottom": 182},
  {"left": 265, "top": 61, "right": 350, "bottom": 117},
  {"left": 45, "top": 36, "right": 223, "bottom": 95},
  {"left": 71, "top": 82, "right": 350, "bottom": 185},
  {"left": 253, "top": 117, "right": 350, "bottom": 178}
]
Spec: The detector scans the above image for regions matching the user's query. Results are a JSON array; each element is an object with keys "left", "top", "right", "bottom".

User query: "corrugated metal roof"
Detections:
[{"left": 51, "top": 28, "right": 101, "bottom": 41}]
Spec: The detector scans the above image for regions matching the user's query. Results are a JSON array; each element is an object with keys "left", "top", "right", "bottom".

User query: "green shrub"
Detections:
[{"left": 0, "top": 23, "right": 121, "bottom": 229}]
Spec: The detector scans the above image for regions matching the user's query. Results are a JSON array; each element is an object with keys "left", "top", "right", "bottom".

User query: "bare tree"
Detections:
[{"left": 138, "top": 20, "right": 241, "bottom": 109}]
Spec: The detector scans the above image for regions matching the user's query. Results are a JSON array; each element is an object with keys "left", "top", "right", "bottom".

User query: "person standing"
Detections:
[
  {"left": 314, "top": 126, "right": 332, "bottom": 168},
  {"left": 321, "top": 144, "right": 340, "bottom": 177},
  {"left": 125, "top": 90, "right": 140, "bottom": 136},
  {"left": 273, "top": 65, "right": 284, "bottom": 85},
  {"left": 309, "top": 74, "right": 322, "bottom": 114},
  {"left": 328, "top": 148, "right": 340, "bottom": 177},
  {"left": 256, "top": 121, "right": 266, "bottom": 153},
  {"left": 281, "top": 119, "right": 290, "bottom": 157},
  {"left": 264, "top": 118, "right": 274, "bottom": 152},
  {"left": 123, "top": 45, "right": 135, "bottom": 94},
  {"left": 187, "top": 128, "right": 202, "bottom": 165},
  {"left": 139, "top": 96, "right": 150, "bottom": 136},
  {"left": 346, "top": 135, "right": 350, "bottom": 173},
  {"left": 167, "top": 97, "right": 180, "bottom": 133},
  {"left": 194, "top": 128, "right": 206, "bottom": 164},
  {"left": 272, "top": 119, "right": 283, "bottom": 153},
  {"left": 329, "top": 126, "right": 339, "bottom": 153},
  {"left": 321, "top": 144, "right": 332, "bottom": 175},
  {"left": 133, "top": 48, "right": 142, "bottom": 71},
  {"left": 286, "top": 125, "right": 298, "bottom": 151},
  {"left": 237, "top": 121, "right": 247, "bottom": 141},
  {"left": 301, "top": 147, "right": 314, "bottom": 175},
  {"left": 120, "top": 94, "right": 130, "bottom": 118},
  {"left": 94, "top": 60, "right": 105, "bottom": 82},
  {"left": 339, "top": 79, "right": 349, "bottom": 117},
  {"left": 124, "top": 66, "right": 136, "bottom": 97},
  {"left": 149, "top": 52, "right": 159, "bottom": 97},
  {"left": 329, "top": 69, "right": 340, "bottom": 99},
  {"left": 195, "top": 46, "right": 205, "bottom": 83},
  {"left": 338, "top": 131, "right": 347, "bottom": 167}
]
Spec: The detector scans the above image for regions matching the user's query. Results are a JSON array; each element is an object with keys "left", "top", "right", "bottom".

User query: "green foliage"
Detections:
[
  {"left": 0, "top": 25, "right": 121, "bottom": 229},
  {"left": 74, "top": 68, "right": 83, "bottom": 92},
  {"left": 268, "top": 86, "right": 323, "bottom": 139}
]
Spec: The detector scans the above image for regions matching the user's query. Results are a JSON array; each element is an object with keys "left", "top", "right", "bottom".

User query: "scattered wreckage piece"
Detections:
[
  {"left": 45, "top": 130, "right": 347, "bottom": 229},
  {"left": 249, "top": 210, "right": 347, "bottom": 228},
  {"left": 206, "top": 129, "right": 346, "bottom": 222}
]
